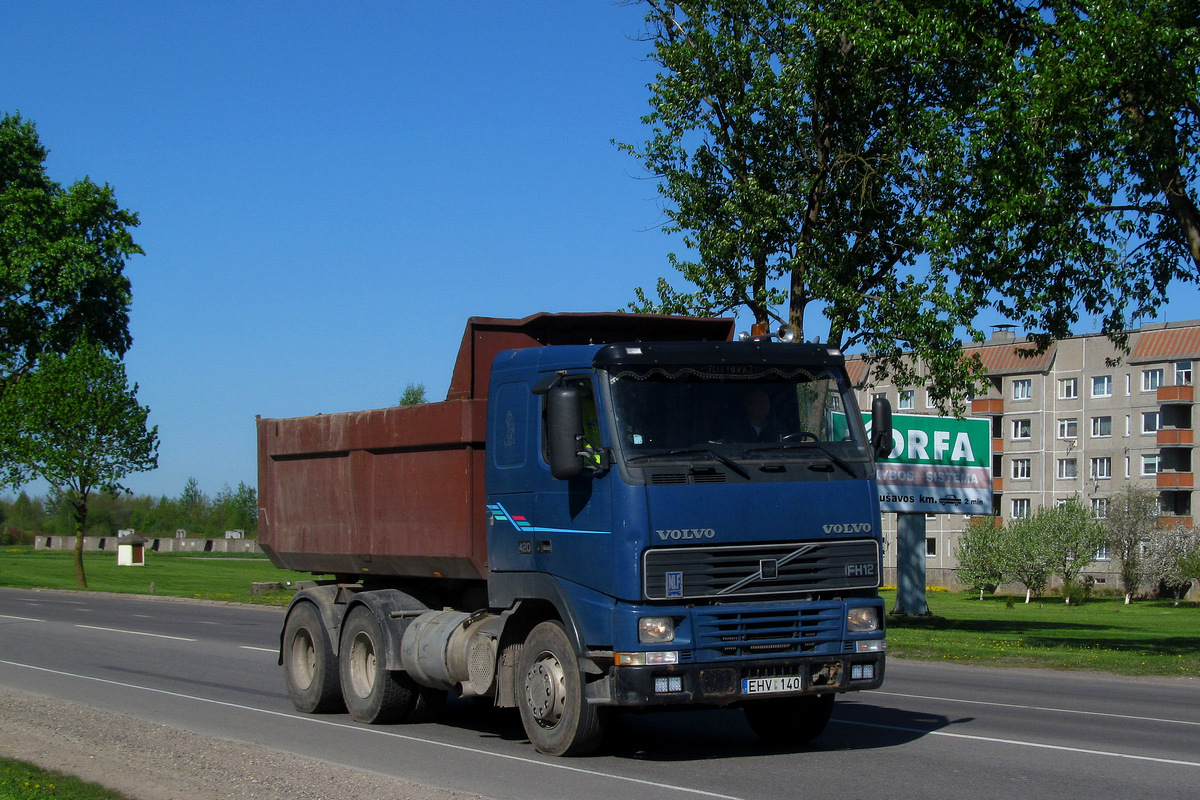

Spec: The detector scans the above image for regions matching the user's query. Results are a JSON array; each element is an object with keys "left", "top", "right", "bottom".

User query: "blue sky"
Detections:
[{"left": 5, "top": 2, "right": 1199, "bottom": 500}]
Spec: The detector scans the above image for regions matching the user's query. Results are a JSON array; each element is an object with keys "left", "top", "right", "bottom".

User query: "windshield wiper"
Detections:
[
  {"left": 743, "top": 441, "right": 858, "bottom": 477},
  {"left": 626, "top": 448, "right": 751, "bottom": 480}
]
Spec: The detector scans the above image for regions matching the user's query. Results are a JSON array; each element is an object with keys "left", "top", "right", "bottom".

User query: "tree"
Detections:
[
  {"left": 1000, "top": 514, "right": 1055, "bottom": 603},
  {"left": 179, "top": 477, "right": 206, "bottom": 516},
  {"left": 950, "top": 2, "right": 1200, "bottom": 350},
  {"left": 214, "top": 481, "right": 257, "bottom": 533},
  {"left": 1038, "top": 499, "right": 1106, "bottom": 604},
  {"left": 0, "top": 113, "right": 142, "bottom": 383},
  {"left": 1143, "top": 523, "right": 1200, "bottom": 606},
  {"left": 955, "top": 517, "right": 1008, "bottom": 600},
  {"left": 1102, "top": 486, "right": 1159, "bottom": 603},
  {"left": 399, "top": 383, "right": 427, "bottom": 406},
  {"left": 0, "top": 339, "right": 158, "bottom": 588},
  {"left": 622, "top": 3, "right": 1199, "bottom": 399},
  {"left": 621, "top": 1, "right": 994, "bottom": 409}
]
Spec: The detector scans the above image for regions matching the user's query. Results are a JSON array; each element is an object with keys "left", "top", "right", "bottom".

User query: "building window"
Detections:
[
  {"left": 1057, "top": 458, "right": 1078, "bottom": 479},
  {"left": 1090, "top": 457, "right": 1111, "bottom": 479},
  {"left": 1012, "top": 379, "right": 1032, "bottom": 401},
  {"left": 1142, "top": 411, "right": 1160, "bottom": 434},
  {"left": 1092, "top": 375, "right": 1112, "bottom": 397},
  {"left": 1057, "top": 418, "right": 1078, "bottom": 439},
  {"left": 1091, "top": 415, "right": 1112, "bottom": 438},
  {"left": 926, "top": 537, "right": 937, "bottom": 557},
  {"left": 1141, "top": 454, "right": 1160, "bottom": 476},
  {"left": 1091, "top": 497, "right": 1109, "bottom": 519},
  {"left": 1012, "top": 418, "right": 1031, "bottom": 440},
  {"left": 1012, "top": 498, "right": 1031, "bottom": 519},
  {"left": 898, "top": 389, "right": 915, "bottom": 410},
  {"left": 1094, "top": 543, "right": 1111, "bottom": 561},
  {"left": 1177, "top": 361, "right": 1193, "bottom": 386},
  {"left": 1012, "top": 458, "right": 1031, "bottom": 479},
  {"left": 1142, "top": 369, "right": 1163, "bottom": 392},
  {"left": 1058, "top": 378, "right": 1078, "bottom": 399}
]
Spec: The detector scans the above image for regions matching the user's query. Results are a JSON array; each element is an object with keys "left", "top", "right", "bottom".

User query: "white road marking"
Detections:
[
  {"left": 0, "top": 614, "right": 42, "bottom": 622},
  {"left": 836, "top": 718, "right": 1200, "bottom": 768},
  {"left": 872, "top": 689, "right": 1200, "bottom": 727},
  {"left": 74, "top": 624, "right": 196, "bottom": 642},
  {"left": 239, "top": 646, "right": 277, "bottom": 653},
  {"left": 0, "top": 659, "right": 748, "bottom": 800}
]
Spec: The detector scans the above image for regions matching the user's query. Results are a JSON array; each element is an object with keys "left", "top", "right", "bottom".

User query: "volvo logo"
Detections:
[
  {"left": 823, "top": 522, "right": 873, "bottom": 534},
  {"left": 655, "top": 528, "right": 716, "bottom": 541}
]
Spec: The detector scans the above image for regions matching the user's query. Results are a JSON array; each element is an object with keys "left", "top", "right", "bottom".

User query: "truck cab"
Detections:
[{"left": 262, "top": 314, "right": 890, "bottom": 756}]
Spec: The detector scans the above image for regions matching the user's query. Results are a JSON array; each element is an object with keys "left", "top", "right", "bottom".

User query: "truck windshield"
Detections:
[{"left": 606, "top": 364, "right": 868, "bottom": 463}]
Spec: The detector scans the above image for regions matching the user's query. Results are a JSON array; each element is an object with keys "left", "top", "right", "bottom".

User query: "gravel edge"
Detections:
[{"left": 0, "top": 688, "right": 491, "bottom": 800}]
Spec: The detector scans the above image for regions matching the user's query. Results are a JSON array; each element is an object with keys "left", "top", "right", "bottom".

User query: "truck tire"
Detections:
[
  {"left": 282, "top": 601, "right": 343, "bottom": 714},
  {"left": 340, "top": 606, "right": 443, "bottom": 724},
  {"left": 744, "top": 693, "right": 835, "bottom": 746},
  {"left": 517, "top": 620, "right": 606, "bottom": 756}
]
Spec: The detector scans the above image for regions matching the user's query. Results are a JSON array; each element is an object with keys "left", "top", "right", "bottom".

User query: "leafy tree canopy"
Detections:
[
  {"left": 399, "top": 382, "right": 427, "bottom": 406},
  {"left": 0, "top": 112, "right": 142, "bottom": 380},
  {"left": 622, "top": 1, "right": 1199, "bottom": 407},
  {"left": 0, "top": 338, "right": 157, "bottom": 586}
]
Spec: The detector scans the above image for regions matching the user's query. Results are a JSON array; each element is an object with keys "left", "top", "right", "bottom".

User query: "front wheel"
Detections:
[
  {"left": 282, "top": 601, "right": 343, "bottom": 713},
  {"left": 339, "top": 606, "right": 444, "bottom": 724},
  {"left": 744, "top": 693, "right": 835, "bottom": 746},
  {"left": 518, "top": 620, "right": 606, "bottom": 756}
]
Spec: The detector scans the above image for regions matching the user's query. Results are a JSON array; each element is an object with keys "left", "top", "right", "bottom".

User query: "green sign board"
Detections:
[{"left": 863, "top": 412, "right": 993, "bottom": 515}]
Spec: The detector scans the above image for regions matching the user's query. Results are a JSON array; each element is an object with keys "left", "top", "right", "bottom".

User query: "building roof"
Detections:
[
  {"left": 963, "top": 340, "right": 1057, "bottom": 376},
  {"left": 1130, "top": 324, "right": 1200, "bottom": 364}
]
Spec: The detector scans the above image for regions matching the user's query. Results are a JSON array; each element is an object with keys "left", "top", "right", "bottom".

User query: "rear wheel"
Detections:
[
  {"left": 340, "top": 606, "right": 444, "bottom": 724},
  {"left": 282, "top": 601, "right": 343, "bottom": 713},
  {"left": 518, "top": 620, "right": 606, "bottom": 756},
  {"left": 744, "top": 693, "right": 835, "bottom": 746}
]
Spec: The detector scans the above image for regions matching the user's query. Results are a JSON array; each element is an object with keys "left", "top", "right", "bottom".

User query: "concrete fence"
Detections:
[{"left": 35, "top": 535, "right": 263, "bottom": 555}]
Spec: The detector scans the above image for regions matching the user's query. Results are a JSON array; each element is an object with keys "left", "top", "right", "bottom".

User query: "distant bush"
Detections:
[{"left": 0, "top": 527, "right": 34, "bottom": 546}]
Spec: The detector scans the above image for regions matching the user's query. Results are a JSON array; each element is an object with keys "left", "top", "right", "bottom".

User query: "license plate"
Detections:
[{"left": 741, "top": 675, "right": 804, "bottom": 695}]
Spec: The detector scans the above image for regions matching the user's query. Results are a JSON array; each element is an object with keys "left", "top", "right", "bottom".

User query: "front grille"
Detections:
[
  {"left": 693, "top": 603, "right": 843, "bottom": 660},
  {"left": 643, "top": 539, "right": 880, "bottom": 600}
]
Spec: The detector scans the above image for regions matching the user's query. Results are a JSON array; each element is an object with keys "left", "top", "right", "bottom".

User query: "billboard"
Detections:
[{"left": 864, "top": 413, "right": 993, "bottom": 515}]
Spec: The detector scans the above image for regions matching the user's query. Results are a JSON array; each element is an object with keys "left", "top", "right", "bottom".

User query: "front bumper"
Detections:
[{"left": 590, "top": 652, "right": 886, "bottom": 708}]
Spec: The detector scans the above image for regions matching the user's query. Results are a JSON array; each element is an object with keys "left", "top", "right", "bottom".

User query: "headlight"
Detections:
[
  {"left": 638, "top": 616, "right": 675, "bottom": 643},
  {"left": 846, "top": 606, "right": 881, "bottom": 633}
]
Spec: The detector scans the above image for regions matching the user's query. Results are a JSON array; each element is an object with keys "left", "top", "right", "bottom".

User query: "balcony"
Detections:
[
  {"left": 1157, "top": 472, "right": 1195, "bottom": 489},
  {"left": 1158, "top": 385, "right": 1194, "bottom": 404},
  {"left": 971, "top": 398, "right": 1004, "bottom": 415},
  {"left": 993, "top": 476, "right": 1003, "bottom": 493},
  {"left": 992, "top": 437, "right": 1004, "bottom": 453},
  {"left": 1158, "top": 429, "right": 1195, "bottom": 446}
]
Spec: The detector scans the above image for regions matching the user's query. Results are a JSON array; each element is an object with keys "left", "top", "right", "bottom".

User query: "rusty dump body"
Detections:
[{"left": 256, "top": 312, "right": 735, "bottom": 581}]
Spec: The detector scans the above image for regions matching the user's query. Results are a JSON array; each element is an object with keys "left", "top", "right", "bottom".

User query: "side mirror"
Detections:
[
  {"left": 546, "top": 384, "right": 586, "bottom": 480},
  {"left": 870, "top": 397, "right": 893, "bottom": 461}
]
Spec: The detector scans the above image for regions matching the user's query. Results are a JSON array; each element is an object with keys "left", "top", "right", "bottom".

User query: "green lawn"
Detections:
[
  {"left": 0, "top": 547, "right": 302, "bottom": 605},
  {"left": 0, "top": 757, "right": 127, "bottom": 800},
  {"left": 882, "top": 588, "right": 1200, "bottom": 677}
]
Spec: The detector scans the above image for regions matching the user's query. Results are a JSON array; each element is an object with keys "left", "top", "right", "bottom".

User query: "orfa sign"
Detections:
[{"left": 864, "top": 413, "right": 993, "bottom": 515}]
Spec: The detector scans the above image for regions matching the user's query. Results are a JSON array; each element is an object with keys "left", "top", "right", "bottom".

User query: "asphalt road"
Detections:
[{"left": 1, "top": 586, "right": 1198, "bottom": 800}]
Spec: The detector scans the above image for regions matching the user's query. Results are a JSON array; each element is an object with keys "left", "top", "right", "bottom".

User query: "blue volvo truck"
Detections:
[{"left": 258, "top": 313, "right": 892, "bottom": 755}]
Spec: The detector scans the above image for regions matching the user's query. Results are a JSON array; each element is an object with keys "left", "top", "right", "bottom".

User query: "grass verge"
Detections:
[
  {"left": 0, "top": 547, "right": 302, "bottom": 606},
  {"left": 882, "top": 588, "right": 1200, "bottom": 677},
  {"left": 0, "top": 757, "right": 127, "bottom": 800}
]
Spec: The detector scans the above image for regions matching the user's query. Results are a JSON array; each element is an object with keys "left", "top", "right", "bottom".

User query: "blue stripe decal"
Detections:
[{"left": 486, "top": 502, "right": 610, "bottom": 535}]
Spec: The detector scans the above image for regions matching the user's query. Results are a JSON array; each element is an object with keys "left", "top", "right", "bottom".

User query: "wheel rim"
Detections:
[
  {"left": 289, "top": 628, "right": 316, "bottom": 691},
  {"left": 524, "top": 649, "right": 567, "bottom": 728},
  {"left": 348, "top": 631, "right": 377, "bottom": 699}
]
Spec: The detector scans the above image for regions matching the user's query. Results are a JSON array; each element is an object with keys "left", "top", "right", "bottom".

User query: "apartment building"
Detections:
[{"left": 848, "top": 319, "right": 1198, "bottom": 589}]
